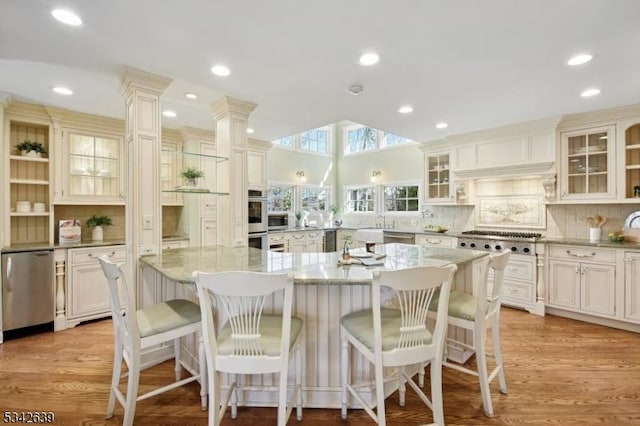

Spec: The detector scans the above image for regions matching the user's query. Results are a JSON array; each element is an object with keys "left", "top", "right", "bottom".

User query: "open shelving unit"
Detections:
[{"left": 625, "top": 123, "right": 640, "bottom": 199}]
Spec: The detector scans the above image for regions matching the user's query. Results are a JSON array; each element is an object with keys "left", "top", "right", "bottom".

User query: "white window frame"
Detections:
[
  {"left": 267, "top": 182, "right": 295, "bottom": 213},
  {"left": 343, "top": 124, "right": 414, "bottom": 156},
  {"left": 344, "top": 184, "right": 376, "bottom": 213},
  {"left": 380, "top": 180, "right": 421, "bottom": 215},
  {"left": 298, "top": 184, "right": 331, "bottom": 213},
  {"left": 272, "top": 126, "right": 331, "bottom": 156}
]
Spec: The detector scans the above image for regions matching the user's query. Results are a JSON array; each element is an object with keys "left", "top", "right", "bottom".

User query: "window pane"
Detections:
[
  {"left": 300, "top": 128, "right": 328, "bottom": 154},
  {"left": 301, "top": 186, "right": 328, "bottom": 211},
  {"left": 345, "top": 127, "right": 377, "bottom": 154},
  {"left": 268, "top": 185, "right": 293, "bottom": 212},
  {"left": 382, "top": 185, "right": 419, "bottom": 212},
  {"left": 382, "top": 133, "right": 410, "bottom": 147},
  {"left": 273, "top": 136, "right": 294, "bottom": 147},
  {"left": 346, "top": 186, "right": 375, "bottom": 212}
]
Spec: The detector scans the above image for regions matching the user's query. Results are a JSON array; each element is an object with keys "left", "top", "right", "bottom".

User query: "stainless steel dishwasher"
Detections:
[
  {"left": 383, "top": 232, "right": 416, "bottom": 245},
  {"left": 2, "top": 250, "right": 54, "bottom": 332}
]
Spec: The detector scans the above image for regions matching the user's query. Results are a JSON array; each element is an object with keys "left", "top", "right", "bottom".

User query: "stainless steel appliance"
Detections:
[
  {"left": 248, "top": 189, "right": 267, "bottom": 234},
  {"left": 268, "top": 213, "right": 289, "bottom": 230},
  {"left": 248, "top": 232, "right": 268, "bottom": 250},
  {"left": 457, "top": 230, "right": 542, "bottom": 314},
  {"left": 324, "top": 229, "right": 336, "bottom": 252},
  {"left": 383, "top": 231, "right": 416, "bottom": 245},
  {"left": 2, "top": 249, "right": 54, "bottom": 332}
]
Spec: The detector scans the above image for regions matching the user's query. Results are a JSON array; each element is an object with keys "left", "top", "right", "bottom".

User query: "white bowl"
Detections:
[{"left": 16, "top": 201, "right": 31, "bottom": 213}]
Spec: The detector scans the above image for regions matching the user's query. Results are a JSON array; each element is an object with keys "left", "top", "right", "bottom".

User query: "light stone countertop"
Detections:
[{"left": 139, "top": 243, "right": 488, "bottom": 285}]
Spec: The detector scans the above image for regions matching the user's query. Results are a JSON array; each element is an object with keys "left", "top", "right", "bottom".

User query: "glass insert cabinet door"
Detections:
[
  {"left": 67, "top": 132, "right": 121, "bottom": 198},
  {"left": 561, "top": 126, "right": 615, "bottom": 199}
]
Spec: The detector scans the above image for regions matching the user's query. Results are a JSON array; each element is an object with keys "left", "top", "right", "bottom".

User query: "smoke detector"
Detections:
[{"left": 348, "top": 85, "right": 363, "bottom": 96}]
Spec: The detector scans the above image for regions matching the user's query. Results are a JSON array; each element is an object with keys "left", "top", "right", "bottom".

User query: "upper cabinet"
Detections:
[
  {"left": 161, "top": 129, "right": 183, "bottom": 206},
  {"left": 622, "top": 120, "right": 640, "bottom": 200},
  {"left": 5, "top": 118, "right": 52, "bottom": 245},
  {"left": 558, "top": 125, "right": 616, "bottom": 201},
  {"left": 424, "top": 151, "right": 454, "bottom": 203},
  {"left": 55, "top": 129, "right": 124, "bottom": 204}
]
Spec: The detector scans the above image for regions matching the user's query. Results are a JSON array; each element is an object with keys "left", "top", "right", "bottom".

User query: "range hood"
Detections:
[{"left": 453, "top": 161, "right": 555, "bottom": 180}]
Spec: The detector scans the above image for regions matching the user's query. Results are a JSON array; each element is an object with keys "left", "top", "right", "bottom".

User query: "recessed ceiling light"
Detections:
[
  {"left": 51, "top": 9, "right": 82, "bottom": 26},
  {"left": 162, "top": 110, "right": 177, "bottom": 118},
  {"left": 246, "top": 128, "right": 255, "bottom": 134},
  {"left": 359, "top": 52, "right": 379, "bottom": 66},
  {"left": 211, "top": 65, "right": 231, "bottom": 76},
  {"left": 184, "top": 92, "right": 198, "bottom": 99},
  {"left": 581, "top": 88, "right": 601, "bottom": 97},
  {"left": 398, "top": 106, "right": 414, "bottom": 114},
  {"left": 52, "top": 86, "right": 73, "bottom": 95},
  {"left": 348, "top": 85, "right": 363, "bottom": 95},
  {"left": 436, "top": 122, "right": 448, "bottom": 129},
  {"left": 567, "top": 54, "right": 593, "bottom": 66}
]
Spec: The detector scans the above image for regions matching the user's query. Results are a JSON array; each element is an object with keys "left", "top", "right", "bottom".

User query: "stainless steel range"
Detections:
[
  {"left": 458, "top": 230, "right": 541, "bottom": 255},
  {"left": 457, "top": 230, "right": 544, "bottom": 316}
]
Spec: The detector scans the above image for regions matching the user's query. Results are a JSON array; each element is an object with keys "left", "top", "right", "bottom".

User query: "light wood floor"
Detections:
[{"left": 1, "top": 308, "right": 639, "bottom": 425}]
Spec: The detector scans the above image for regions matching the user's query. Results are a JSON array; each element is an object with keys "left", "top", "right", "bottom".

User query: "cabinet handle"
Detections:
[
  {"left": 575, "top": 265, "right": 580, "bottom": 274},
  {"left": 426, "top": 239, "right": 442, "bottom": 244},
  {"left": 566, "top": 250, "right": 595, "bottom": 258},
  {"left": 88, "top": 251, "right": 116, "bottom": 258}
]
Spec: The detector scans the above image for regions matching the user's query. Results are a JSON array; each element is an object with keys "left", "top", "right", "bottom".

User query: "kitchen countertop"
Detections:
[
  {"left": 540, "top": 236, "right": 640, "bottom": 249},
  {"left": 1, "top": 235, "right": 190, "bottom": 253}
]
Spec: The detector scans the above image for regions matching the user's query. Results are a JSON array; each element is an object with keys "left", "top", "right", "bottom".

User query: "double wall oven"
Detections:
[
  {"left": 248, "top": 189, "right": 268, "bottom": 250},
  {"left": 457, "top": 230, "right": 543, "bottom": 315}
]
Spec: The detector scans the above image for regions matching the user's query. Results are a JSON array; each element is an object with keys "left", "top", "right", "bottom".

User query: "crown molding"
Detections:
[
  {"left": 120, "top": 66, "right": 172, "bottom": 95},
  {"left": 210, "top": 96, "right": 257, "bottom": 121}
]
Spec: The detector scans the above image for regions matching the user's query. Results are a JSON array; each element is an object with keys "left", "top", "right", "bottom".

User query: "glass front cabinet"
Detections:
[
  {"left": 55, "top": 129, "right": 124, "bottom": 204},
  {"left": 559, "top": 126, "right": 616, "bottom": 201},
  {"left": 622, "top": 121, "right": 640, "bottom": 200},
  {"left": 424, "top": 152, "right": 454, "bottom": 203}
]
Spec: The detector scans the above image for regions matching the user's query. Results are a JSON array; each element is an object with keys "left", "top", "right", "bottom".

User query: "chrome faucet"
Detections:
[{"left": 376, "top": 214, "right": 385, "bottom": 229}]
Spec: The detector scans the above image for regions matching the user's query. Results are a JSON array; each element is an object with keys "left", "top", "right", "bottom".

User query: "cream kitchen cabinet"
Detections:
[
  {"left": 547, "top": 245, "right": 616, "bottom": 318},
  {"left": 558, "top": 125, "right": 616, "bottom": 201},
  {"left": 621, "top": 120, "right": 640, "bottom": 200},
  {"left": 624, "top": 250, "right": 640, "bottom": 324},
  {"left": 286, "top": 230, "right": 324, "bottom": 253},
  {"left": 497, "top": 255, "right": 537, "bottom": 313},
  {"left": 424, "top": 151, "right": 454, "bottom": 203},
  {"left": 162, "top": 239, "right": 189, "bottom": 250},
  {"left": 66, "top": 245, "right": 126, "bottom": 327},
  {"left": 415, "top": 234, "right": 456, "bottom": 248},
  {"left": 247, "top": 149, "right": 267, "bottom": 189},
  {"left": 54, "top": 129, "right": 124, "bottom": 204},
  {"left": 5, "top": 118, "right": 52, "bottom": 246}
]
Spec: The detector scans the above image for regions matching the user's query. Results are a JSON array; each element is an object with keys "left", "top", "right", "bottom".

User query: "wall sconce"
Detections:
[
  {"left": 370, "top": 170, "right": 381, "bottom": 183},
  {"left": 296, "top": 170, "right": 306, "bottom": 183}
]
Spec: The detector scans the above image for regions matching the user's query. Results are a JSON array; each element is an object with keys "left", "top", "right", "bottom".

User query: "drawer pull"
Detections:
[
  {"left": 88, "top": 251, "right": 116, "bottom": 258},
  {"left": 426, "top": 239, "right": 442, "bottom": 244},
  {"left": 566, "top": 250, "right": 595, "bottom": 258}
]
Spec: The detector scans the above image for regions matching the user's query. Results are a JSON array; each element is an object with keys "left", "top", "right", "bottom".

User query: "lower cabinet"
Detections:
[
  {"left": 162, "top": 239, "right": 190, "bottom": 250},
  {"left": 415, "top": 234, "right": 456, "bottom": 248},
  {"left": 624, "top": 250, "right": 640, "bottom": 324},
  {"left": 286, "top": 230, "right": 324, "bottom": 253},
  {"left": 66, "top": 245, "right": 126, "bottom": 326},
  {"left": 547, "top": 245, "right": 616, "bottom": 318}
]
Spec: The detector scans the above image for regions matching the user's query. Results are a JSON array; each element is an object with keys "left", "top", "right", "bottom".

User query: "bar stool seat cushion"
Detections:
[
  {"left": 137, "top": 299, "right": 201, "bottom": 338},
  {"left": 430, "top": 290, "right": 476, "bottom": 321},
  {"left": 217, "top": 316, "right": 303, "bottom": 356},
  {"left": 340, "top": 308, "right": 433, "bottom": 352}
]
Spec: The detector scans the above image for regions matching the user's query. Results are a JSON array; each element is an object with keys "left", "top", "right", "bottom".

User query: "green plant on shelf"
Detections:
[
  {"left": 16, "top": 140, "right": 47, "bottom": 156},
  {"left": 181, "top": 166, "right": 205, "bottom": 186},
  {"left": 85, "top": 214, "right": 113, "bottom": 228}
]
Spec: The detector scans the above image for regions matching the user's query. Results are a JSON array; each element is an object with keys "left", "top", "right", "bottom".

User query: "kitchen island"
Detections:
[{"left": 139, "top": 243, "right": 488, "bottom": 408}]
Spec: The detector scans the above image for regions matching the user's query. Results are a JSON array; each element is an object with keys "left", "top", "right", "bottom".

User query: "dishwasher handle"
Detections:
[{"left": 5, "top": 256, "right": 12, "bottom": 292}]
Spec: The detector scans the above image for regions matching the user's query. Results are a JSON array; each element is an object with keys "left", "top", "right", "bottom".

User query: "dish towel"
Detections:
[{"left": 354, "top": 229, "right": 384, "bottom": 243}]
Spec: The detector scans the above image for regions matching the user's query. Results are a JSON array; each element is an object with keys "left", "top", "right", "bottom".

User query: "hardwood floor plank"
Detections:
[{"left": 1, "top": 308, "right": 640, "bottom": 425}]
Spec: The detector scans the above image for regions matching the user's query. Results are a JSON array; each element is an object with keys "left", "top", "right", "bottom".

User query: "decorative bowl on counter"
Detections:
[
  {"left": 608, "top": 233, "right": 625, "bottom": 242},
  {"left": 424, "top": 224, "right": 448, "bottom": 233}
]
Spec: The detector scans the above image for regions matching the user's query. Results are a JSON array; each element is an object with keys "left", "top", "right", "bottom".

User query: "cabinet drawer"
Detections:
[
  {"left": 269, "top": 233, "right": 286, "bottom": 244},
  {"left": 306, "top": 231, "right": 324, "bottom": 240},
  {"left": 504, "top": 258, "right": 535, "bottom": 281},
  {"left": 69, "top": 245, "right": 125, "bottom": 265},
  {"left": 548, "top": 245, "right": 616, "bottom": 263},
  {"left": 502, "top": 280, "right": 533, "bottom": 303},
  {"left": 288, "top": 232, "right": 306, "bottom": 241},
  {"left": 416, "top": 235, "right": 456, "bottom": 247}
]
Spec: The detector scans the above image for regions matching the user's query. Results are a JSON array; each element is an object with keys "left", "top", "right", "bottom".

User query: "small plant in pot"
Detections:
[
  {"left": 181, "top": 166, "right": 204, "bottom": 187},
  {"left": 294, "top": 211, "right": 303, "bottom": 228},
  {"left": 86, "top": 214, "right": 113, "bottom": 241},
  {"left": 16, "top": 140, "right": 47, "bottom": 158}
]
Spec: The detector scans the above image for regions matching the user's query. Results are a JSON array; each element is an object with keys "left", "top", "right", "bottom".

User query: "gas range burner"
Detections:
[
  {"left": 458, "top": 230, "right": 541, "bottom": 256},
  {"left": 460, "top": 230, "right": 542, "bottom": 241}
]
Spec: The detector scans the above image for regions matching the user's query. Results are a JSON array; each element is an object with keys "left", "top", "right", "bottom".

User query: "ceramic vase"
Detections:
[{"left": 92, "top": 225, "right": 104, "bottom": 241}]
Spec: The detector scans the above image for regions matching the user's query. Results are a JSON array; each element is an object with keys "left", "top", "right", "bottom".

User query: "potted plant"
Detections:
[
  {"left": 330, "top": 204, "right": 342, "bottom": 227},
  {"left": 294, "top": 211, "right": 303, "bottom": 228},
  {"left": 181, "top": 166, "right": 204, "bottom": 187},
  {"left": 85, "top": 214, "right": 113, "bottom": 241},
  {"left": 16, "top": 140, "right": 47, "bottom": 157}
]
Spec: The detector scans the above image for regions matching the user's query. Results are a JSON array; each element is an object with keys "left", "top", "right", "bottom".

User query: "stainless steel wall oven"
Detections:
[{"left": 248, "top": 189, "right": 267, "bottom": 234}]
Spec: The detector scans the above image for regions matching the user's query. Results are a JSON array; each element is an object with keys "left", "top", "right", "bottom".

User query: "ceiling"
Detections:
[{"left": 1, "top": 0, "right": 639, "bottom": 143}]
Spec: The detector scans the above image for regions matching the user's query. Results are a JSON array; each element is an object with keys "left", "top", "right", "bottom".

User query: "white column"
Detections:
[
  {"left": 120, "top": 67, "right": 172, "bottom": 307},
  {"left": 210, "top": 96, "right": 257, "bottom": 247}
]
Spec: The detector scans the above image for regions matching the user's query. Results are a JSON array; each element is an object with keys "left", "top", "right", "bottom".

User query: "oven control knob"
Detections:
[
  {"left": 470, "top": 243, "right": 476, "bottom": 248},
  {"left": 495, "top": 245, "right": 502, "bottom": 251},
  {"left": 523, "top": 247, "right": 530, "bottom": 253},
  {"left": 484, "top": 244, "right": 490, "bottom": 249},
  {"left": 511, "top": 247, "right": 517, "bottom": 252},
  {"left": 460, "top": 242, "right": 466, "bottom": 247}
]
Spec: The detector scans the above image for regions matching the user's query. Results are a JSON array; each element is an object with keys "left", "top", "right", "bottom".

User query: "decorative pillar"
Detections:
[
  {"left": 210, "top": 96, "right": 257, "bottom": 247},
  {"left": 120, "top": 67, "right": 172, "bottom": 307}
]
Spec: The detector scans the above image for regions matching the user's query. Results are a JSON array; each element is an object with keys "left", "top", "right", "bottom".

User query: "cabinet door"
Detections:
[
  {"left": 288, "top": 232, "right": 307, "bottom": 253},
  {"left": 621, "top": 120, "right": 640, "bottom": 199},
  {"left": 548, "top": 260, "right": 581, "bottom": 310},
  {"left": 424, "top": 152, "right": 453, "bottom": 203},
  {"left": 247, "top": 150, "right": 267, "bottom": 188},
  {"left": 68, "top": 263, "right": 111, "bottom": 319},
  {"left": 559, "top": 126, "right": 616, "bottom": 200},
  {"left": 581, "top": 263, "right": 616, "bottom": 316},
  {"left": 624, "top": 251, "right": 640, "bottom": 323},
  {"left": 161, "top": 141, "right": 183, "bottom": 206},
  {"left": 59, "top": 130, "right": 124, "bottom": 203},
  {"left": 201, "top": 218, "right": 216, "bottom": 246}
]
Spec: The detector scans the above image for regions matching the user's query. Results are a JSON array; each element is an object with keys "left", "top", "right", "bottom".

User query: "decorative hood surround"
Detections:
[{"left": 453, "top": 161, "right": 555, "bottom": 180}]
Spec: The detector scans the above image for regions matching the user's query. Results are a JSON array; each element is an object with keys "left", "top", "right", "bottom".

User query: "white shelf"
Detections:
[
  {"left": 10, "top": 178, "right": 49, "bottom": 185},
  {"left": 10, "top": 212, "right": 50, "bottom": 217},
  {"left": 9, "top": 155, "right": 49, "bottom": 163}
]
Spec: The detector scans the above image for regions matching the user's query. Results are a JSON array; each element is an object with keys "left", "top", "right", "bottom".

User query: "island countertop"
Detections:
[{"left": 139, "top": 243, "right": 488, "bottom": 285}]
